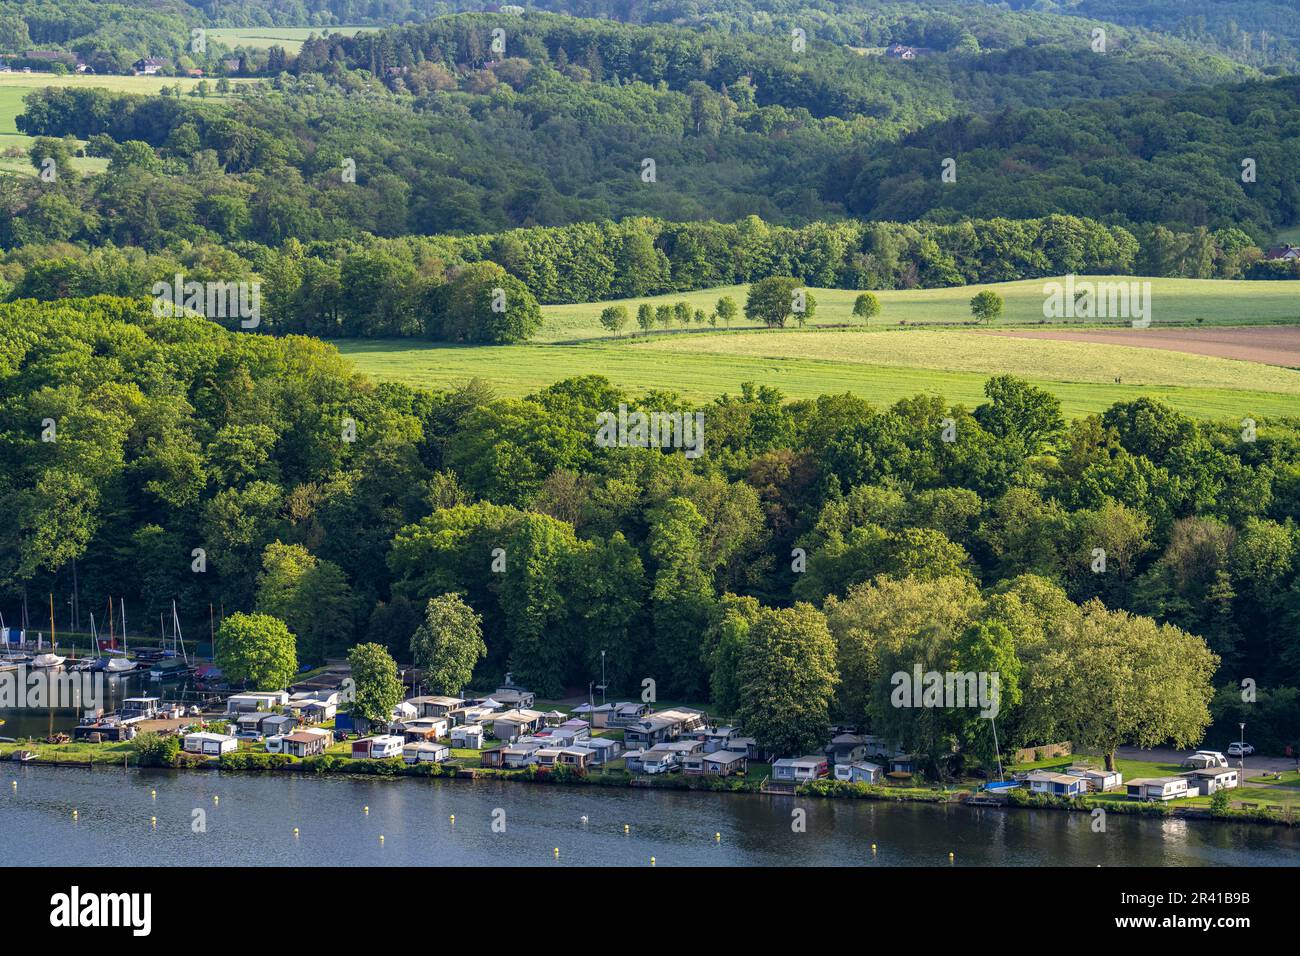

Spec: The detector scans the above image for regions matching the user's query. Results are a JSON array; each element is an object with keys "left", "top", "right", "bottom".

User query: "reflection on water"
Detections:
[
  {"left": 0, "top": 670, "right": 213, "bottom": 740},
  {"left": 2, "top": 765, "right": 1297, "bottom": 867}
]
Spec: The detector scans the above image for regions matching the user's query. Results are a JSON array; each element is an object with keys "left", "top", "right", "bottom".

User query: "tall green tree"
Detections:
[
  {"left": 735, "top": 603, "right": 838, "bottom": 756},
  {"left": 215, "top": 612, "right": 299, "bottom": 691},
  {"left": 411, "top": 593, "right": 487, "bottom": 696},
  {"left": 347, "top": 642, "right": 405, "bottom": 728}
]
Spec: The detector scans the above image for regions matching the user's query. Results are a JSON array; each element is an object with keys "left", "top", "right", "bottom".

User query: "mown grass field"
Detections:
[
  {"left": 337, "top": 277, "right": 1300, "bottom": 421},
  {"left": 536, "top": 276, "right": 1300, "bottom": 342},
  {"left": 206, "top": 26, "right": 369, "bottom": 53}
]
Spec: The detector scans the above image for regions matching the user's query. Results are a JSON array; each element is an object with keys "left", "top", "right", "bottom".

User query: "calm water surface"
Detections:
[{"left": 2, "top": 766, "right": 1297, "bottom": 866}]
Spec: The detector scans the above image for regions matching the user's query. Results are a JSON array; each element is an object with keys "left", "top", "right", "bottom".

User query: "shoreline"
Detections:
[{"left": 6, "top": 747, "right": 1295, "bottom": 830}]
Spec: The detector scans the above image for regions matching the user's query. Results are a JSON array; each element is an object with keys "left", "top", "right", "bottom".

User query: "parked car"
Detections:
[{"left": 1227, "top": 742, "right": 1255, "bottom": 757}]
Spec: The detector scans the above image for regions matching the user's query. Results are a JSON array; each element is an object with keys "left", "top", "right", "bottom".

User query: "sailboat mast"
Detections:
[
  {"left": 49, "top": 592, "right": 55, "bottom": 650},
  {"left": 120, "top": 597, "right": 127, "bottom": 653}
]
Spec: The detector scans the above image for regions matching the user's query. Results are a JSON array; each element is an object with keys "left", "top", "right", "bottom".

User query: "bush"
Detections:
[{"left": 134, "top": 732, "right": 180, "bottom": 767}]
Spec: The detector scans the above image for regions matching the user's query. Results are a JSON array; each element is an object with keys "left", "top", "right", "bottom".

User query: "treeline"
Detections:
[
  {"left": 5, "top": 213, "right": 1292, "bottom": 342},
  {"left": 5, "top": 298, "right": 1299, "bottom": 759}
]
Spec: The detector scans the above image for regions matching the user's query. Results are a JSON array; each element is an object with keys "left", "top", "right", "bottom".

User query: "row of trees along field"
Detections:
[
  {"left": 4, "top": 211, "right": 1296, "bottom": 343},
  {"left": 4, "top": 298, "right": 1300, "bottom": 767}
]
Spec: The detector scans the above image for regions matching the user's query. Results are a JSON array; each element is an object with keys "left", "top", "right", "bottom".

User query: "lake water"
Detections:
[{"left": 3, "top": 765, "right": 1297, "bottom": 866}]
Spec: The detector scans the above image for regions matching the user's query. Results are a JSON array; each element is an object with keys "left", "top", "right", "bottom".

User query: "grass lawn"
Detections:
[
  {"left": 0, "top": 739, "right": 136, "bottom": 765},
  {"left": 338, "top": 337, "right": 1300, "bottom": 420}
]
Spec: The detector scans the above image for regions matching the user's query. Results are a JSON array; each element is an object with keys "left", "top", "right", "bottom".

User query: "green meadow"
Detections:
[
  {"left": 534, "top": 276, "right": 1300, "bottom": 343},
  {"left": 336, "top": 277, "right": 1300, "bottom": 420},
  {"left": 205, "top": 26, "right": 370, "bottom": 53}
]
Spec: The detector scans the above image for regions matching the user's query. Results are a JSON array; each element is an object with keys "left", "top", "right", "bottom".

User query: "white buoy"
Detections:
[{"left": 580, "top": 815, "right": 588, "bottom": 825}]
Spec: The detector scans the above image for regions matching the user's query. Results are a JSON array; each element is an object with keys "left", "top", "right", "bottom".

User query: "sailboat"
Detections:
[
  {"left": 33, "top": 594, "right": 64, "bottom": 667},
  {"left": 150, "top": 601, "right": 193, "bottom": 680}
]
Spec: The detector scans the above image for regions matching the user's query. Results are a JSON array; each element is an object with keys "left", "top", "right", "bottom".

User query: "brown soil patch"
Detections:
[{"left": 996, "top": 325, "right": 1300, "bottom": 367}]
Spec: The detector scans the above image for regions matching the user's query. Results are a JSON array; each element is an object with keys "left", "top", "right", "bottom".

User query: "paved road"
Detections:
[{"left": 1117, "top": 745, "right": 1297, "bottom": 778}]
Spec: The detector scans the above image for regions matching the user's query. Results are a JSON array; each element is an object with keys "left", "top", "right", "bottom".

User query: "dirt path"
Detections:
[{"left": 996, "top": 325, "right": 1300, "bottom": 368}]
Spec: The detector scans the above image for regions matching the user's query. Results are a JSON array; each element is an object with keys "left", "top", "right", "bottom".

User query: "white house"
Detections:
[
  {"left": 353, "top": 735, "right": 405, "bottom": 759},
  {"left": 1126, "top": 777, "right": 1190, "bottom": 801},
  {"left": 451, "top": 724, "right": 486, "bottom": 749},
  {"left": 772, "top": 756, "right": 829, "bottom": 782},
  {"left": 183, "top": 731, "right": 237, "bottom": 756},
  {"left": 1025, "top": 771, "right": 1088, "bottom": 798},
  {"left": 403, "top": 741, "right": 451, "bottom": 764},
  {"left": 1186, "top": 767, "right": 1239, "bottom": 794},
  {"left": 1064, "top": 765, "right": 1123, "bottom": 791},
  {"left": 834, "top": 761, "right": 883, "bottom": 784},
  {"left": 225, "top": 691, "right": 289, "bottom": 713}
]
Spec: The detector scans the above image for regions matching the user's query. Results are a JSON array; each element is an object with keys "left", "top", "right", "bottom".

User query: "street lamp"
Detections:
[
  {"left": 1239, "top": 722, "right": 1246, "bottom": 782},
  {"left": 599, "top": 650, "right": 607, "bottom": 705}
]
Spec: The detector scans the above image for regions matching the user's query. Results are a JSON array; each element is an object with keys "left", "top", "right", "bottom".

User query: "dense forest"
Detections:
[
  {"left": 3, "top": 298, "right": 1298, "bottom": 760},
  {"left": 2, "top": 1, "right": 1299, "bottom": 765}
]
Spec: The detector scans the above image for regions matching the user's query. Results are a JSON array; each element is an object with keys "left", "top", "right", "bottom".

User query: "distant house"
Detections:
[
  {"left": 884, "top": 43, "right": 934, "bottom": 60},
  {"left": 834, "top": 761, "right": 883, "bottom": 784},
  {"left": 723, "top": 736, "right": 759, "bottom": 759},
  {"left": 450, "top": 724, "right": 485, "bottom": 749},
  {"left": 1126, "top": 777, "right": 1190, "bottom": 801},
  {"left": 888, "top": 755, "right": 918, "bottom": 776},
  {"left": 1185, "top": 767, "right": 1239, "bottom": 794},
  {"left": 826, "top": 733, "right": 869, "bottom": 766},
  {"left": 1025, "top": 771, "right": 1088, "bottom": 798},
  {"left": 448, "top": 703, "right": 497, "bottom": 726},
  {"left": 686, "top": 749, "right": 748, "bottom": 776},
  {"left": 408, "top": 695, "right": 465, "bottom": 719},
  {"left": 1063, "top": 765, "right": 1122, "bottom": 792},
  {"left": 571, "top": 702, "right": 615, "bottom": 728},
  {"left": 132, "top": 57, "right": 167, "bottom": 76},
  {"left": 696, "top": 726, "right": 738, "bottom": 753},
  {"left": 288, "top": 697, "right": 336, "bottom": 723},
  {"left": 487, "top": 674, "right": 535, "bottom": 710},
  {"left": 608, "top": 702, "right": 651, "bottom": 727},
  {"left": 235, "top": 711, "right": 276, "bottom": 737},
  {"left": 184, "top": 731, "right": 237, "bottom": 756},
  {"left": 222, "top": 57, "right": 242, "bottom": 73},
  {"left": 536, "top": 719, "right": 590, "bottom": 747},
  {"left": 631, "top": 747, "right": 679, "bottom": 775},
  {"left": 282, "top": 730, "right": 329, "bottom": 758},
  {"left": 262, "top": 714, "right": 298, "bottom": 738},
  {"left": 623, "top": 709, "right": 708, "bottom": 749},
  {"left": 536, "top": 747, "right": 592, "bottom": 771},
  {"left": 491, "top": 709, "right": 545, "bottom": 742},
  {"left": 352, "top": 735, "right": 404, "bottom": 759},
  {"left": 226, "top": 691, "right": 288, "bottom": 713},
  {"left": 581, "top": 736, "right": 621, "bottom": 765},
  {"left": 1264, "top": 244, "right": 1300, "bottom": 261},
  {"left": 396, "top": 716, "right": 449, "bottom": 742},
  {"left": 403, "top": 741, "right": 450, "bottom": 764},
  {"left": 772, "top": 755, "right": 829, "bottom": 782},
  {"left": 501, "top": 740, "right": 544, "bottom": 768}
]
